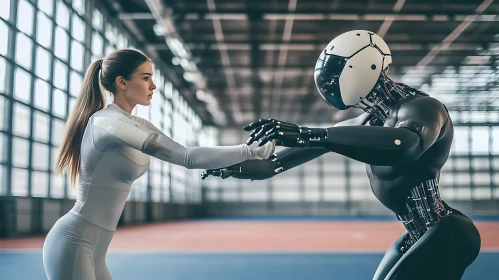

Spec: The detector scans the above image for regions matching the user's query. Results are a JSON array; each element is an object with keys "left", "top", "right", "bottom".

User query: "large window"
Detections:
[{"left": 0, "top": 0, "right": 214, "bottom": 203}]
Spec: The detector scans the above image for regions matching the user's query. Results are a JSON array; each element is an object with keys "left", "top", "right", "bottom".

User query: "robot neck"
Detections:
[{"left": 355, "top": 72, "right": 428, "bottom": 126}]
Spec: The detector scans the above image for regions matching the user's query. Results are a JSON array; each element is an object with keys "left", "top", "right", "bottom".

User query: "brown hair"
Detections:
[{"left": 55, "top": 49, "right": 150, "bottom": 186}]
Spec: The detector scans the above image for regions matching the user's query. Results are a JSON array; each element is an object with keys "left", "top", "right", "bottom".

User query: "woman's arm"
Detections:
[{"left": 90, "top": 115, "right": 275, "bottom": 169}]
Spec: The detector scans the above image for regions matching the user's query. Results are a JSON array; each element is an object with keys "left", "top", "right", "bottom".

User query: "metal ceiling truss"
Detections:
[{"left": 110, "top": 0, "right": 499, "bottom": 126}]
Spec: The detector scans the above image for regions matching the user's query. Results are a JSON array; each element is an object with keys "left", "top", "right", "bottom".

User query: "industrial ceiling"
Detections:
[{"left": 104, "top": 0, "right": 499, "bottom": 126}]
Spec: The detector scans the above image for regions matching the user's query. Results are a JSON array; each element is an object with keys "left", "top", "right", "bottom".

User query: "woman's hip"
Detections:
[{"left": 43, "top": 211, "right": 114, "bottom": 257}]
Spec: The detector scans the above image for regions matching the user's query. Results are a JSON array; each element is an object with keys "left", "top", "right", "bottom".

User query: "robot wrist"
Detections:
[
  {"left": 299, "top": 127, "right": 327, "bottom": 138},
  {"left": 298, "top": 127, "right": 327, "bottom": 147},
  {"left": 309, "top": 128, "right": 328, "bottom": 139}
]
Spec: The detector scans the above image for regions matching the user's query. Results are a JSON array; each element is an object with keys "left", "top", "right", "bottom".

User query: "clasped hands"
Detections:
[{"left": 201, "top": 119, "right": 323, "bottom": 180}]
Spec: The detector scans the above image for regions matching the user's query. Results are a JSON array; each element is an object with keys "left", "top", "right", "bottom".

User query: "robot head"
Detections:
[{"left": 314, "top": 30, "right": 392, "bottom": 110}]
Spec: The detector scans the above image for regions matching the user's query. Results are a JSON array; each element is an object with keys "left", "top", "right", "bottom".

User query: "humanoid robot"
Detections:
[{"left": 202, "top": 30, "right": 481, "bottom": 279}]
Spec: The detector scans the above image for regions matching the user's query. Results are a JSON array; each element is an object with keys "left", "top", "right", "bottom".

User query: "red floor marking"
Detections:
[{"left": 0, "top": 221, "right": 498, "bottom": 252}]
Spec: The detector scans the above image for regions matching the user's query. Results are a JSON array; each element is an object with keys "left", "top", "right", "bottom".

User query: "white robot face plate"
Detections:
[{"left": 339, "top": 46, "right": 384, "bottom": 106}]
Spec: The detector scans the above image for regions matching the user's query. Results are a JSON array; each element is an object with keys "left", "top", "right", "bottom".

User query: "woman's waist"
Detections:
[
  {"left": 72, "top": 184, "right": 131, "bottom": 231},
  {"left": 69, "top": 205, "right": 121, "bottom": 232}
]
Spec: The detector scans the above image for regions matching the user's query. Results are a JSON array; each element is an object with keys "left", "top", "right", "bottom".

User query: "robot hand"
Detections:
[
  {"left": 244, "top": 119, "right": 327, "bottom": 148},
  {"left": 201, "top": 166, "right": 238, "bottom": 180},
  {"left": 201, "top": 157, "right": 283, "bottom": 181}
]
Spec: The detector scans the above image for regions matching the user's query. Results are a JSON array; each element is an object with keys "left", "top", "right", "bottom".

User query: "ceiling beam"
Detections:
[
  {"left": 150, "top": 36, "right": 497, "bottom": 44},
  {"left": 417, "top": 0, "right": 494, "bottom": 67},
  {"left": 376, "top": 0, "right": 406, "bottom": 37},
  {"left": 180, "top": 36, "right": 498, "bottom": 45},
  {"left": 135, "top": 2, "right": 499, "bottom": 14},
  {"left": 195, "top": 61, "right": 494, "bottom": 70},
  {"left": 147, "top": 42, "right": 487, "bottom": 52},
  {"left": 171, "top": 12, "right": 499, "bottom": 22},
  {"left": 118, "top": 12, "right": 499, "bottom": 22}
]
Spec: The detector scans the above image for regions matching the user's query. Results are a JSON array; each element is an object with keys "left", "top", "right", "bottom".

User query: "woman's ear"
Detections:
[{"left": 115, "top": 76, "right": 127, "bottom": 90}]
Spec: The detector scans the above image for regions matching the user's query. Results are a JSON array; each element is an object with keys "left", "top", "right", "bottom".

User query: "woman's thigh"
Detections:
[
  {"left": 43, "top": 231, "right": 97, "bottom": 280},
  {"left": 93, "top": 227, "right": 115, "bottom": 280},
  {"left": 43, "top": 213, "right": 104, "bottom": 280}
]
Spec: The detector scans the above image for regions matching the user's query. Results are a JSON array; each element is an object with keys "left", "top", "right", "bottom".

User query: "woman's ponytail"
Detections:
[{"left": 55, "top": 59, "right": 106, "bottom": 187}]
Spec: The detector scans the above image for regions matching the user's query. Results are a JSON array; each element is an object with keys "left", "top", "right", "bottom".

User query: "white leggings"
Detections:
[{"left": 43, "top": 211, "right": 114, "bottom": 280}]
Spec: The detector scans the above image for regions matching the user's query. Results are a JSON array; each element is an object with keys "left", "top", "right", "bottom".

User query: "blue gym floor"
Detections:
[{"left": 1, "top": 251, "right": 497, "bottom": 279}]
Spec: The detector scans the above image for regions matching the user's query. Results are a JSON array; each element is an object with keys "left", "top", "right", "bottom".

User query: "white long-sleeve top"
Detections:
[{"left": 71, "top": 103, "right": 272, "bottom": 231}]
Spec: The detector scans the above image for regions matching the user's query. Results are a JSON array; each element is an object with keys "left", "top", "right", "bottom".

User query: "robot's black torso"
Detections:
[
  {"left": 353, "top": 95, "right": 457, "bottom": 248},
  {"left": 366, "top": 95, "right": 454, "bottom": 215}
]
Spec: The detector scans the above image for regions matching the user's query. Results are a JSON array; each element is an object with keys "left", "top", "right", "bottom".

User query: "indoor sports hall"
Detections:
[{"left": 1, "top": 0, "right": 498, "bottom": 279}]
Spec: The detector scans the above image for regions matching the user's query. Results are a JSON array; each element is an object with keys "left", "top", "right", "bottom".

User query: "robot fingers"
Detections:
[
  {"left": 243, "top": 119, "right": 274, "bottom": 131},
  {"left": 258, "top": 131, "right": 302, "bottom": 147},
  {"left": 201, "top": 168, "right": 230, "bottom": 180}
]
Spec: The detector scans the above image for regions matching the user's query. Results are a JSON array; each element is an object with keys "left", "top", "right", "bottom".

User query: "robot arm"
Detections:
[
  {"left": 247, "top": 97, "right": 449, "bottom": 166},
  {"left": 201, "top": 147, "right": 329, "bottom": 180},
  {"left": 91, "top": 116, "right": 275, "bottom": 169},
  {"left": 201, "top": 113, "right": 370, "bottom": 180},
  {"left": 265, "top": 114, "right": 370, "bottom": 173},
  {"left": 319, "top": 125, "right": 422, "bottom": 165}
]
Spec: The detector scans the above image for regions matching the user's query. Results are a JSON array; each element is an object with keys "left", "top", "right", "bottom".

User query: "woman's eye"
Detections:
[{"left": 144, "top": 77, "right": 149, "bottom": 81}]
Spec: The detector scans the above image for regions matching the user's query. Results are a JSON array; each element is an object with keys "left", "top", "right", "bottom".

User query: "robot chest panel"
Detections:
[{"left": 366, "top": 164, "right": 417, "bottom": 205}]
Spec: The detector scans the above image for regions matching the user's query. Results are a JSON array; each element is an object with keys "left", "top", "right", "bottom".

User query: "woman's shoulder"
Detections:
[{"left": 90, "top": 105, "right": 129, "bottom": 120}]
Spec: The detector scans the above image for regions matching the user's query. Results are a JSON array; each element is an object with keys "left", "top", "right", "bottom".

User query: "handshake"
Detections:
[
  {"left": 201, "top": 119, "right": 326, "bottom": 180},
  {"left": 200, "top": 156, "right": 283, "bottom": 181}
]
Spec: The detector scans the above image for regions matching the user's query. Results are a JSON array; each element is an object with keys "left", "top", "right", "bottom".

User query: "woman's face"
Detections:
[{"left": 122, "top": 61, "right": 156, "bottom": 106}]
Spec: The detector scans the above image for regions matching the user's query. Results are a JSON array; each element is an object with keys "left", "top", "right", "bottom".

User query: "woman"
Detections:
[
  {"left": 203, "top": 30, "right": 481, "bottom": 279},
  {"left": 42, "top": 49, "right": 275, "bottom": 280}
]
